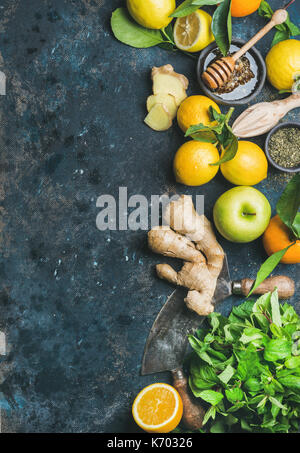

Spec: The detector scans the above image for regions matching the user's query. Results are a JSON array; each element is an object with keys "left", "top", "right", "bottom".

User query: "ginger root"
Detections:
[
  {"left": 148, "top": 195, "right": 224, "bottom": 316},
  {"left": 152, "top": 64, "right": 188, "bottom": 106}
]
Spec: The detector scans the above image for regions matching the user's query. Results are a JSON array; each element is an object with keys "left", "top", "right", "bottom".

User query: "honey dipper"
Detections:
[{"left": 202, "top": 8, "right": 289, "bottom": 90}]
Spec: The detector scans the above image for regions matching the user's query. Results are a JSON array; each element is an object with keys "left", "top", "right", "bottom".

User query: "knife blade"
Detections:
[{"left": 141, "top": 258, "right": 230, "bottom": 376}]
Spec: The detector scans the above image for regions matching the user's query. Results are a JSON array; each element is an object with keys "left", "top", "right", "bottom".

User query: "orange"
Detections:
[
  {"left": 173, "top": 140, "right": 219, "bottom": 186},
  {"left": 231, "top": 0, "right": 261, "bottom": 18},
  {"left": 263, "top": 215, "right": 300, "bottom": 264},
  {"left": 177, "top": 95, "right": 220, "bottom": 133},
  {"left": 132, "top": 383, "right": 183, "bottom": 433}
]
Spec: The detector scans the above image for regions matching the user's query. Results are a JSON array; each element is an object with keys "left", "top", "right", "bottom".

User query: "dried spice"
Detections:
[{"left": 269, "top": 127, "right": 300, "bottom": 168}]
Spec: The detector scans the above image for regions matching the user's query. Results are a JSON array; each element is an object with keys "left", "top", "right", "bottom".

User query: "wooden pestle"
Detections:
[
  {"left": 202, "top": 9, "right": 288, "bottom": 90},
  {"left": 232, "top": 94, "right": 300, "bottom": 137}
]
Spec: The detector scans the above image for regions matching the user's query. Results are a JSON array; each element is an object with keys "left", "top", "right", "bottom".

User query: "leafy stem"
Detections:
[{"left": 185, "top": 106, "right": 239, "bottom": 165}]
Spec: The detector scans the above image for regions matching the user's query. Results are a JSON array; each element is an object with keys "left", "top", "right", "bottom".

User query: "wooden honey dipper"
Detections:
[{"left": 202, "top": 9, "right": 289, "bottom": 90}]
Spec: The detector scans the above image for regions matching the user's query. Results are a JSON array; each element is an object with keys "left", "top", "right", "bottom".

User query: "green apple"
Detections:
[{"left": 213, "top": 186, "right": 271, "bottom": 243}]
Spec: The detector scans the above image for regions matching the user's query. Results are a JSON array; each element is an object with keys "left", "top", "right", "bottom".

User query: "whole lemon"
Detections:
[
  {"left": 127, "top": 0, "right": 175, "bottom": 30},
  {"left": 266, "top": 39, "right": 300, "bottom": 90},
  {"left": 177, "top": 95, "right": 220, "bottom": 133},
  {"left": 174, "top": 140, "right": 219, "bottom": 186},
  {"left": 221, "top": 141, "right": 268, "bottom": 186}
]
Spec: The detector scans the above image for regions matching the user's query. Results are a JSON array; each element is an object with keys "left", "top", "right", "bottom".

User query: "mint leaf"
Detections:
[
  {"left": 271, "top": 30, "right": 289, "bottom": 47},
  {"left": 111, "top": 8, "right": 164, "bottom": 48},
  {"left": 264, "top": 339, "right": 292, "bottom": 362},
  {"left": 258, "top": 0, "right": 273, "bottom": 18},
  {"left": 271, "top": 289, "right": 282, "bottom": 327},
  {"left": 218, "top": 364, "right": 235, "bottom": 384},
  {"left": 198, "top": 389, "right": 224, "bottom": 406}
]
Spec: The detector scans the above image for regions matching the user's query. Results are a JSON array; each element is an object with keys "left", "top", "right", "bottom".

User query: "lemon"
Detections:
[
  {"left": 174, "top": 140, "right": 219, "bottom": 186},
  {"left": 220, "top": 141, "right": 268, "bottom": 186},
  {"left": 174, "top": 9, "right": 214, "bottom": 53},
  {"left": 177, "top": 95, "right": 220, "bottom": 133},
  {"left": 127, "top": 0, "right": 175, "bottom": 30},
  {"left": 266, "top": 39, "right": 300, "bottom": 90}
]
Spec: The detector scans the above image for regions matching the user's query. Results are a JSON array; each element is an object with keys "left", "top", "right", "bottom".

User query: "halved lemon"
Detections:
[
  {"left": 132, "top": 383, "right": 183, "bottom": 433},
  {"left": 174, "top": 9, "right": 214, "bottom": 53}
]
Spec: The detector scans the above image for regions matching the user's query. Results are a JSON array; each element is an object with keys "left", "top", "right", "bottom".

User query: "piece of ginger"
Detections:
[
  {"left": 148, "top": 195, "right": 224, "bottom": 316},
  {"left": 144, "top": 103, "right": 172, "bottom": 131},
  {"left": 152, "top": 64, "right": 188, "bottom": 106}
]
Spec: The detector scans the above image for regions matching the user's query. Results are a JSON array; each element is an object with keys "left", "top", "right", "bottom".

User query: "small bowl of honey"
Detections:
[{"left": 197, "top": 39, "right": 266, "bottom": 106}]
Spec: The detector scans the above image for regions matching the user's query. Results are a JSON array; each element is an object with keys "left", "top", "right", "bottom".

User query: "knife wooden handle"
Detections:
[
  {"left": 233, "top": 276, "right": 295, "bottom": 299},
  {"left": 172, "top": 368, "right": 205, "bottom": 431}
]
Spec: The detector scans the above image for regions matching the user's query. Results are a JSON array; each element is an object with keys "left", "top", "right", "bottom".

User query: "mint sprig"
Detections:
[
  {"left": 258, "top": 1, "right": 300, "bottom": 47},
  {"left": 185, "top": 107, "right": 238, "bottom": 165}
]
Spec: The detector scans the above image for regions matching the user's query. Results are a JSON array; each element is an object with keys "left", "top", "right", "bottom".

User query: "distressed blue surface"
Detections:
[{"left": 0, "top": 0, "right": 299, "bottom": 433}]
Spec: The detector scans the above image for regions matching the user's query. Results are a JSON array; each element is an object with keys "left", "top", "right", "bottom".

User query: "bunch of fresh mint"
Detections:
[{"left": 187, "top": 289, "right": 300, "bottom": 433}]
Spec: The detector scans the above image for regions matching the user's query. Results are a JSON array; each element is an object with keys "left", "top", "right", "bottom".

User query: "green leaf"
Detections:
[
  {"left": 229, "top": 300, "right": 255, "bottom": 322},
  {"left": 285, "top": 356, "right": 300, "bottom": 369},
  {"left": 278, "top": 375, "right": 300, "bottom": 391},
  {"left": 258, "top": 0, "right": 273, "bottom": 18},
  {"left": 271, "top": 30, "right": 290, "bottom": 47},
  {"left": 198, "top": 390, "right": 224, "bottom": 406},
  {"left": 276, "top": 173, "right": 300, "bottom": 236},
  {"left": 210, "top": 420, "right": 226, "bottom": 433},
  {"left": 111, "top": 8, "right": 164, "bottom": 48},
  {"left": 218, "top": 364, "right": 235, "bottom": 385},
  {"left": 247, "top": 245, "right": 293, "bottom": 297},
  {"left": 210, "top": 135, "right": 238, "bottom": 166},
  {"left": 244, "top": 378, "right": 263, "bottom": 393},
  {"left": 291, "top": 212, "right": 300, "bottom": 239},
  {"left": 202, "top": 405, "right": 216, "bottom": 426},
  {"left": 212, "top": 0, "right": 232, "bottom": 56},
  {"left": 171, "top": 0, "right": 222, "bottom": 18},
  {"left": 269, "top": 396, "right": 287, "bottom": 411},
  {"left": 285, "top": 16, "right": 300, "bottom": 36},
  {"left": 225, "top": 387, "right": 244, "bottom": 404},
  {"left": 264, "top": 339, "right": 292, "bottom": 362},
  {"left": 271, "top": 289, "right": 282, "bottom": 327}
]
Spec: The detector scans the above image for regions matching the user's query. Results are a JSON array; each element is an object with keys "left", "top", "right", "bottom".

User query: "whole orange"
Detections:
[
  {"left": 263, "top": 215, "right": 300, "bottom": 264},
  {"left": 231, "top": 0, "right": 261, "bottom": 17}
]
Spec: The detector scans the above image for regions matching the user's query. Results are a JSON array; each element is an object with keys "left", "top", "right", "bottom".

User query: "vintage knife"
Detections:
[{"left": 141, "top": 257, "right": 294, "bottom": 429}]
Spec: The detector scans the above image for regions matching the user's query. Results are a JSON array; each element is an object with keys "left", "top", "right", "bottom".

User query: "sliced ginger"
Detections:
[
  {"left": 152, "top": 64, "right": 188, "bottom": 106},
  {"left": 144, "top": 103, "right": 172, "bottom": 131},
  {"left": 147, "top": 94, "right": 177, "bottom": 120},
  {"left": 145, "top": 65, "right": 189, "bottom": 132}
]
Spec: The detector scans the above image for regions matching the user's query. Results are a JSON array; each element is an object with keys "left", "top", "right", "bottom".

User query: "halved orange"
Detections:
[{"left": 132, "top": 383, "right": 183, "bottom": 433}]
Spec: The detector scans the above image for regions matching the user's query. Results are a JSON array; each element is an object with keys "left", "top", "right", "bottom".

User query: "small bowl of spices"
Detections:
[{"left": 265, "top": 122, "right": 300, "bottom": 173}]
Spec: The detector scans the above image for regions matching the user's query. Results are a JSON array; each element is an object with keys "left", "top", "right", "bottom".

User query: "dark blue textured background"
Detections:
[{"left": 0, "top": 0, "right": 299, "bottom": 433}]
